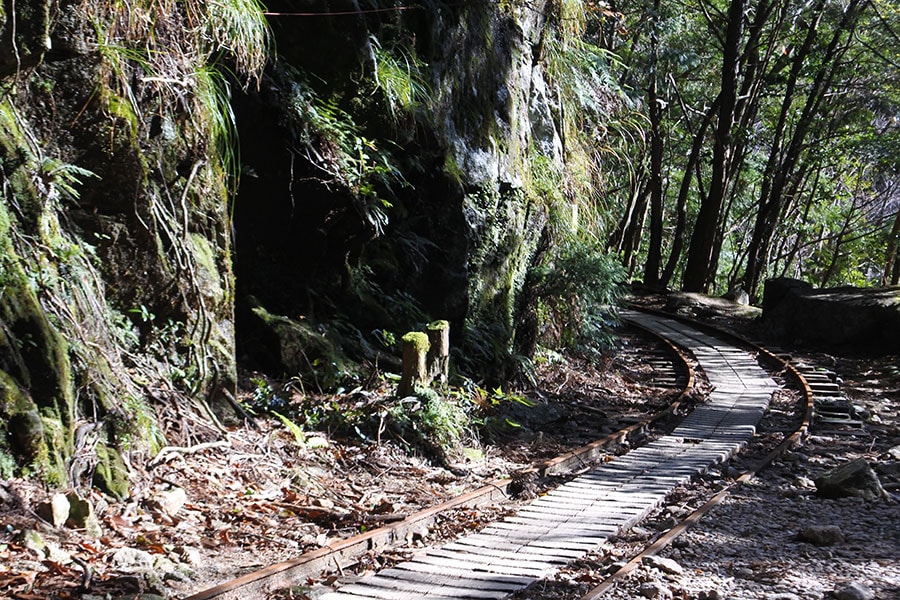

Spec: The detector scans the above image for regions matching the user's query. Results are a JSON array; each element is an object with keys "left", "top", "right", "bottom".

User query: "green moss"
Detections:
[
  {"left": 401, "top": 331, "right": 430, "bottom": 353},
  {"left": 93, "top": 443, "right": 130, "bottom": 499},
  {"left": 0, "top": 368, "right": 31, "bottom": 415},
  {"left": 426, "top": 320, "right": 449, "bottom": 331},
  {"left": 188, "top": 232, "right": 224, "bottom": 299},
  {"left": 0, "top": 448, "right": 15, "bottom": 479},
  {"left": 35, "top": 415, "right": 68, "bottom": 485},
  {"left": 105, "top": 92, "right": 139, "bottom": 140}
]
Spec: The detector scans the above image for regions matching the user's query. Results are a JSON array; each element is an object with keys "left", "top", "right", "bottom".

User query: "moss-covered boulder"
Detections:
[{"left": 246, "top": 299, "right": 357, "bottom": 390}]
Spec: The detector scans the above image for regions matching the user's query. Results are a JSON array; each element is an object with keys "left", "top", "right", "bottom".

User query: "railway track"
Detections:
[{"left": 187, "top": 309, "right": 815, "bottom": 600}]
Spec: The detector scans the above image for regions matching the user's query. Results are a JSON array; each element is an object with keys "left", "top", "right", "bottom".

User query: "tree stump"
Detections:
[
  {"left": 398, "top": 332, "right": 430, "bottom": 398},
  {"left": 426, "top": 320, "right": 450, "bottom": 385}
]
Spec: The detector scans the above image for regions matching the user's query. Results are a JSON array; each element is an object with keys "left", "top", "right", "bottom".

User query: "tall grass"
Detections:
[{"left": 370, "top": 36, "right": 430, "bottom": 123}]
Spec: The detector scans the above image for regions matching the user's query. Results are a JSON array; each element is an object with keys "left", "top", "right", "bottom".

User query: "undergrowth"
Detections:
[{"left": 243, "top": 372, "right": 534, "bottom": 465}]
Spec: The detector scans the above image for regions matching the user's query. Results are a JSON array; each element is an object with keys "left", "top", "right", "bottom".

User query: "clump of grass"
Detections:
[{"left": 369, "top": 36, "right": 430, "bottom": 123}]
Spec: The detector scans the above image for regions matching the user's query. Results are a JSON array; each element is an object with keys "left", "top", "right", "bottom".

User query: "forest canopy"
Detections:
[{"left": 594, "top": 0, "right": 900, "bottom": 297}]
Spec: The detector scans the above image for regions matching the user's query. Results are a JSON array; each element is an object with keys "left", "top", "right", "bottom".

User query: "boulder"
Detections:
[
  {"left": 638, "top": 581, "right": 673, "bottom": 599},
  {"left": 643, "top": 555, "right": 684, "bottom": 575},
  {"left": 37, "top": 493, "right": 70, "bottom": 527},
  {"left": 797, "top": 524, "right": 844, "bottom": 545},
  {"left": 761, "top": 279, "right": 900, "bottom": 351},
  {"left": 722, "top": 286, "right": 750, "bottom": 305},
  {"left": 814, "top": 458, "right": 886, "bottom": 501},
  {"left": 833, "top": 582, "right": 875, "bottom": 600}
]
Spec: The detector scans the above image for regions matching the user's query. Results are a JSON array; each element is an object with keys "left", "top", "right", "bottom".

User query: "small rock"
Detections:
[
  {"left": 815, "top": 458, "right": 885, "bottom": 501},
  {"left": 37, "top": 493, "right": 70, "bottom": 527},
  {"left": 606, "top": 561, "right": 628, "bottom": 574},
  {"left": 0, "top": 482, "right": 14, "bottom": 505},
  {"left": 798, "top": 525, "right": 845, "bottom": 546},
  {"left": 644, "top": 555, "right": 684, "bottom": 575},
  {"left": 154, "top": 487, "right": 188, "bottom": 517},
  {"left": 44, "top": 540, "right": 71, "bottom": 564},
  {"left": 21, "top": 529, "right": 45, "bottom": 555},
  {"left": 833, "top": 582, "right": 875, "bottom": 600},
  {"left": 885, "top": 445, "right": 900, "bottom": 460},
  {"left": 314, "top": 497, "right": 335, "bottom": 509},
  {"left": 112, "top": 547, "right": 155, "bottom": 572},
  {"left": 698, "top": 590, "right": 723, "bottom": 600},
  {"left": 153, "top": 556, "right": 178, "bottom": 574},
  {"left": 630, "top": 526, "right": 653, "bottom": 539},
  {"left": 66, "top": 492, "right": 103, "bottom": 538},
  {"left": 796, "top": 475, "right": 816, "bottom": 488},
  {"left": 638, "top": 581, "right": 673, "bottom": 599}
]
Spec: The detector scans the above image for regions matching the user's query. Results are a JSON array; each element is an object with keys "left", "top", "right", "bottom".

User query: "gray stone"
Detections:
[
  {"left": 722, "top": 287, "right": 750, "bottom": 305},
  {"left": 153, "top": 486, "right": 188, "bottom": 517},
  {"left": 761, "top": 280, "right": 900, "bottom": 351},
  {"left": 44, "top": 540, "right": 71, "bottom": 564},
  {"left": 37, "top": 492, "right": 70, "bottom": 527},
  {"left": 21, "top": 529, "right": 45, "bottom": 554},
  {"left": 815, "top": 458, "right": 886, "bottom": 501},
  {"left": 644, "top": 555, "right": 684, "bottom": 575},
  {"left": 797, "top": 524, "right": 845, "bottom": 545},
  {"left": 112, "top": 547, "right": 155, "bottom": 572},
  {"left": 833, "top": 582, "right": 875, "bottom": 600},
  {"left": 65, "top": 492, "right": 102, "bottom": 537},
  {"left": 638, "top": 581, "right": 672, "bottom": 599}
]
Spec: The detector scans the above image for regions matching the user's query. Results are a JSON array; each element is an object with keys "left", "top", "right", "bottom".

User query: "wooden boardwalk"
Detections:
[{"left": 319, "top": 310, "right": 778, "bottom": 599}]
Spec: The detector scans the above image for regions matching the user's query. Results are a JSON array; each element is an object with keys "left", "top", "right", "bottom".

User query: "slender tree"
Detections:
[
  {"left": 682, "top": 0, "right": 745, "bottom": 292},
  {"left": 742, "top": 0, "right": 869, "bottom": 299},
  {"left": 643, "top": 0, "right": 665, "bottom": 286}
]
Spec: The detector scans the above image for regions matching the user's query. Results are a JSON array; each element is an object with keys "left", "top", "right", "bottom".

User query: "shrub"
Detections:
[{"left": 532, "top": 238, "right": 625, "bottom": 358}]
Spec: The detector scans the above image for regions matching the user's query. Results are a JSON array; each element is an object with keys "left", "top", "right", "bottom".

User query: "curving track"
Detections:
[{"left": 310, "top": 310, "right": 780, "bottom": 600}]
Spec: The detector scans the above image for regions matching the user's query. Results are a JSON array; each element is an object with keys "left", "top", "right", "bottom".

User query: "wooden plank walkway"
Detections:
[{"left": 319, "top": 310, "right": 778, "bottom": 599}]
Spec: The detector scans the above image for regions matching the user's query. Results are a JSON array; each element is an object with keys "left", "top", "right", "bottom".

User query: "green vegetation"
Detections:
[
  {"left": 370, "top": 37, "right": 430, "bottom": 122},
  {"left": 532, "top": 238, "right": 625, "bottom": 358},
  {"left": 0, "top": 0, "right": 270, "bottom": 487},
  {"left": 600, "top": 0, "right": 900, "bottom": 295},
  {"left": 284, "top": 74, "right": 405, "bottom": 236}
]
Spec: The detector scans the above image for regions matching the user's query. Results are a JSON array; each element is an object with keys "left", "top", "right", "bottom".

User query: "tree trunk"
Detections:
[
  {"left": 682, "top": 0, "right": 745, "bottom": 292},
  {"left": 882, "top": 208, "right": 900, "bottom": 286},
  {"left": 620, "top": 182, "right": 651, "bottom": 275},
  {"left": 743, "top": 0, "right": 866, "bottom": 299},
  {"left": 643, "top": 0, "right": 664, "bottom": 287},
  {"left": 661, "top": 86, "right": 717, "bottom": 288}
]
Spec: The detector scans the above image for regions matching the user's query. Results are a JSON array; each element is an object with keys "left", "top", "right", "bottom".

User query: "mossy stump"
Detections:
[
  {"left": 425, "top": 320, "right": 450, "bottom": 385},
  {"left": 398, "top": 332, "right": 430, "bottom": 398}
]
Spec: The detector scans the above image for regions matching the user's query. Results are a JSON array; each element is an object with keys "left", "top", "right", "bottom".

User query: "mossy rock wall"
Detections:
[
  {"left": 233, "top": 0, "right": 560, "bottom": 381},
  {"left": 0, "top": 2, "right": 242, "bottom": 489}
]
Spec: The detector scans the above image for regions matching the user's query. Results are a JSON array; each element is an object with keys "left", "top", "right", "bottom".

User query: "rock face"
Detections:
[
  {"left": 0, "top": 1, "right": 604, "bottom": 487},
  {"left": 232, "top": 1, "right": 566, "bottom": 382},
  {"left": 0, "top": 2, "right": 258, "bottom": 489},
  {"left": 761, "top": 278, "right": 900, "bottom": 351}
]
